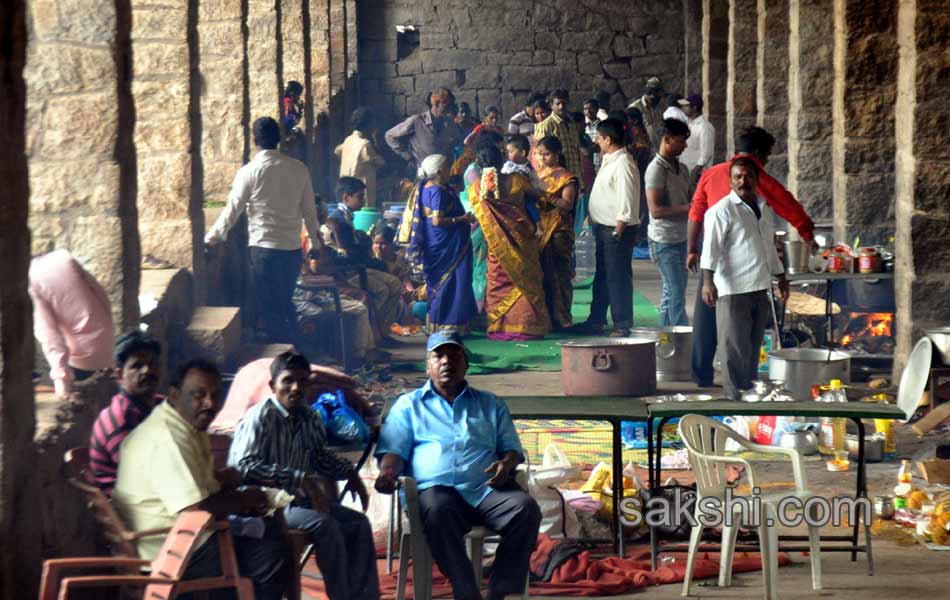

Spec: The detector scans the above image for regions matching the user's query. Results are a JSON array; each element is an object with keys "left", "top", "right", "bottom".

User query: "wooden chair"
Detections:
[{"left": 40, "top": 510, "right": 253, "bottom": 600}]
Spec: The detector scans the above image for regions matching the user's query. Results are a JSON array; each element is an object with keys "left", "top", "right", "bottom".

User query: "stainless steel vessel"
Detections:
[
  {"left": 767, "top": 348, "right": 851, "bottom": 401},
  {"left": 925, "top": 327, "right": 950, "bottom": 365},
  {"left": 783, "top": 239, "right": 812, "bottom": 275},
  {"left": 630, "top": 326, "right": 693, "bottom": 382},
  {"left": 560, "top": 338, "right": 657, "bottom": 396}
]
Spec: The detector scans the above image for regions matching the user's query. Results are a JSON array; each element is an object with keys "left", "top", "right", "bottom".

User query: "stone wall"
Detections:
[
  {"left": 756, "top": 0, "right": 789, "bottom": 182},
  {"left": 0, "top": 2, "right": 42, "bottom": 596},
  {"left": 726, "top": 0, "right": 757, "bottom": 158},
  {"left": 832, "top": 0, "right": 898, "bottom": 244},
  {"left": 24, "top": 0, "right": 141, "bottom": 331},
  {"left": 132, "top": 0, "right": 205, "bottom": 290},
  {"left": 683, "top": 0, "right": 703, "bottom": 95},
  {"left": 702, "top": 0, "right": 728, "bottom": 163},
  {"left": 199, "top": 0, "right": 249, "bottom": 206},
  {"left": 787, "top": 0, "right": 834, "bottom": 221},
  {"left": 894, "top": 0, "right": 950, "bottom": 372},
  {"left": 358, "top": 0, "right": 687, "bottom": 126}
]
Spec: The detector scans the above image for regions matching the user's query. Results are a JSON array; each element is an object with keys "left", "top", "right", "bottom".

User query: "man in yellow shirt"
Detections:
[{"left": 113, "top": 359, "right": 289, "bottom": 599}]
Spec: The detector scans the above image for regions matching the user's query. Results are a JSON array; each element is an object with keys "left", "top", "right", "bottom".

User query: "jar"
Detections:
[
  {"left": 874, "top": 496, "right": 895, "bottom": 519},
  {"left": 858, "top": 247, "right": 880, "bottom": 273}
]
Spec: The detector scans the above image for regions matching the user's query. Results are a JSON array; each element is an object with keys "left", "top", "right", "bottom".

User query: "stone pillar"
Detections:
[
  {"left": 309, "top": 0, "right": 332, "bottom": 196},
  {"left": 1, "top": 4, "right": 41, "bottom": 597},
  {"left": 25, "top": 0, "right": 141, "bottom": 330},
  {"left": 683, "top": 0, "right": 703, "bottom": 95},
  {"left": 132, "top": 0, "right": 204, "bottom": 293},
  {"left": 726, "top": 0, "right": 758, "bottom": 158},
  {"left": 703, "top": 0, "right": 729, "bottom": 163},
  {"left": 248, "top": 0, "right": 281, "bottom": 123},
  {"left": 756, "top": 0, "right": 789, "bottom": 183},
  {"left": 832, "top": 0, "right": 898, "bottom": 244},
  {"left": 894, "top": 0, "right": 950, "bottom": 372},
  {"left": 787, "top": 0, "right": 834, "bottom": 221},
  {"left": 199, "top": 0, "right": 249, "bottom": 205}
]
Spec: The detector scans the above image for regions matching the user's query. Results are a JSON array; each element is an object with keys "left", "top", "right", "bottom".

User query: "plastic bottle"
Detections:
[
  {"left": 819, "top": 380, "right": 847, "bottom": 453},
  {"left": 897, "top": 459, "right": 913, "bottom": 484}
]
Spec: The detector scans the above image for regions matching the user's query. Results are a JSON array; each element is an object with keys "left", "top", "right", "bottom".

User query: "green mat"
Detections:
[{"left": 398, "top": 277, "right": 660, "bottom": 374}]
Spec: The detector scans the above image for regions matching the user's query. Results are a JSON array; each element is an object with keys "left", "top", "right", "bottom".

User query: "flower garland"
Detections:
[{"left": 479, "top": 167, "right": 500, "bottom": 202}]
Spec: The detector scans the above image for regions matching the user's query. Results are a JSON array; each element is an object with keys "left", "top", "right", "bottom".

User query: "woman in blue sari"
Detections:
[{"left": 407, "top": 155, "right": 477, "bottom": 332}]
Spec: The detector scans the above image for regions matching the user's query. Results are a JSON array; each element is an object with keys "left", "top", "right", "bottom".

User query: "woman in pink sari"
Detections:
[{"left": 468, "top": 141, "right": 551, "bottom": 340}]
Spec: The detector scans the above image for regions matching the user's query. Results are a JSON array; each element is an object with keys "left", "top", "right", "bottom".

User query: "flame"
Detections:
[{"left": 840, "top": 312, "right": 894, "bottom": 347}]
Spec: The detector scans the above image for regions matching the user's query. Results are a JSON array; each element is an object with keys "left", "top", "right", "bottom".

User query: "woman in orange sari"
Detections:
[
  {"left": 535, "top": 136, "right": 579, "bottom": 330},
  {"left": 469, "top": 141, "right": 551, "bottom": 340}
]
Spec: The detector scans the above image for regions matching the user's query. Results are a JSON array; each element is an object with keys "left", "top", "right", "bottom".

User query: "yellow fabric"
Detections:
[
  {"left": 536, "top": 166, "right": 578, "bottom": 248},
  {"left": 451, "top": 146, "right": 475, "bottom": 177},
  {"left": 113, "top": 402, "right": 220, "bottom": 560},
  {"left": 335, "top": 131, "right": 385, "bottom": 208},
  {"left": 470, "top": 172, "right": 548, "bottom": 326},
  {"left": 533, "top": 114, "right": 585, "bottom": 194},
  {"left": 397, "top": 185, "right": 419, "bottom": 244}
]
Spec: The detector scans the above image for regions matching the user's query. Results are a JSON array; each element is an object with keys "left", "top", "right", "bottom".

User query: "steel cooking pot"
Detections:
[
  {"left": 783, "top": 240, "right": 811, "bottom": 275},
  {"left": 629, "top": 326, "right": 693, "bottom": 382},
  {"left": 768, "top": 348, "right": 851, "bottom": 401},
  {"left": 779, "top": 429, "right": 819, "bottom": 455},
  {"left": 560, "top": 338, "right": 657, "bottom": 396}
]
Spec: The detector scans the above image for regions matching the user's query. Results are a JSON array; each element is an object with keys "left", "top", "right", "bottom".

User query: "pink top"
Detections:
[{"left": 29, "top": 250, "right": 113, "bottom": 397}]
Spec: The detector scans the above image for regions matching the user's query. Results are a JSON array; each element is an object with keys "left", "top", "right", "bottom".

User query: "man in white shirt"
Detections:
[
  {"left": 576, "top": 118, "right": 641, "bottom": 336},
  {"left": 678, "top": 94, "right": 715, "bottom": 185},
  {"left": 206, "top": 117, "right": 322, "bottom": 344},
  {"left": 700, "top": 157, "right": 789, "bottom": 399}
]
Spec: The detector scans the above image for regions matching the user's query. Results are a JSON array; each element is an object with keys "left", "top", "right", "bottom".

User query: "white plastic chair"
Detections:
[
  {"left": 677, "top": 414, "right": 822, "bottom": 599},
  {"left": 395, "top": 474, "right": 530, "bottom": 600}
]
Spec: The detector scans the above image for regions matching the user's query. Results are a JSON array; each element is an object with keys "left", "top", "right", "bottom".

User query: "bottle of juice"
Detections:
[{"left": 898, "top": 459, "right": 913, "bottom": 484}]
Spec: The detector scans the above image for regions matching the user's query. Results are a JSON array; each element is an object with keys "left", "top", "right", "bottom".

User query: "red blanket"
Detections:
[{"left": 301, "top": 535, "right": 790, "bottom": 598}]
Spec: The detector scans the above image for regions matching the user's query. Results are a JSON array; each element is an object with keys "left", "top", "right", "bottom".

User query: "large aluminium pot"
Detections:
[
  {"left": 630, "top": 326, "right": 693, "bottom": 382},
  {"left": 560, "top": 338, "right": 657, "bottom": 396},
  {"left": 767, "top": 348, "right": 851, "bottom": 401},
  {"left": 925, "top": 327, "right": 950, "bottom": 366}
]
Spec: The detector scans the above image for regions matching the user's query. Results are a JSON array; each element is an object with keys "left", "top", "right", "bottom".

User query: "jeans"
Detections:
[
  {"left": 249, "top": 247, "right": 301, "bottom": 343},
  {"left": 418, "top": 484, "right": 542, "bottom": 600},
  {"left": 588, "top": 224, "right": 638, "bottom": 331},
  {"left": 649, "top": 239, "right": 689, "bottom": 327}
]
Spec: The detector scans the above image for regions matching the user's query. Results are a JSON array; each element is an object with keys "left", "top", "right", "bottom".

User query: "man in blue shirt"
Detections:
[{"left": 375, "top": 331, "right": 541, "bottom": 600}]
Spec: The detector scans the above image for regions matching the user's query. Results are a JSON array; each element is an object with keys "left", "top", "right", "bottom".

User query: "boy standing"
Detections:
[{"left": 700, "top": 158, "right": 788, "bottom": 399}]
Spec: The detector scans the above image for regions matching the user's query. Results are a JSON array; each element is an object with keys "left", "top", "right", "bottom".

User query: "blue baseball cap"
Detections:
[{"left": 426, "top": 330, "right": 466, "bottom": 353}]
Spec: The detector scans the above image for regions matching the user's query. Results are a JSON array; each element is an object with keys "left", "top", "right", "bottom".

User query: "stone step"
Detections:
[
  {"left": 184, "top": 306, "right": 242, "bottom": 369},
  {"left": 231, "top": 343, "right": 295, "bottom": 371}
]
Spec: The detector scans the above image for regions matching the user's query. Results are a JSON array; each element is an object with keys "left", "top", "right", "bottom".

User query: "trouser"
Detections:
[
  {"left": 250, "top": 247, "right": 301, "bottom": 343},
  {"left": 588, "top": 224, "right": 637, "bottom": 331},
  {"left": 340, "top": 295, "right": 375, "bottom": 357},
  {"left": 649, "top": 239, "right": 689, "bottom": 327},
  {"left": 418, "top": 484, "right": 542, "bottom": 600},
  {"left": 691, "top": 274, "right": 718, "bottom": 385},
  {"left": 284, "top": 503, "right": 380, "bottom": 600},
  {"left": 348, "top": 268, "right": 409, "bottom": 333},
  {"left": 181, "top": 519, "right": 289, "bottom": 600},
  {"left": 716, "top": 290, "right": 770, "bottom": 400}
]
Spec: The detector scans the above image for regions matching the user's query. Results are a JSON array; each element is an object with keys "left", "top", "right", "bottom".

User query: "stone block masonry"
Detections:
[
  {"left": 832, "top": 0, "right": 898, "bottom": 245},
  {"left": 787, "top": 0, "right": 834, "bottom": 221},
  {"left": 756, "top": 0, "right": 788, "bottom": 183},
  {"left": 357, "top": 0, "right": 687, "bottom": 125},
  {"left": 24, "top": 0, "right": 141, "bottom": 331},
  {"left": 894, "top": 0, "right": 950, "bottom": 375},
  {"left": 726, "top": 0, "right": 756, "bottom": 158},
  {"left": 132, "top": 0, "right": 205, "bottom": 283},
  {"left": 703, "top": 0, "right": 728, "bottom": 163}
]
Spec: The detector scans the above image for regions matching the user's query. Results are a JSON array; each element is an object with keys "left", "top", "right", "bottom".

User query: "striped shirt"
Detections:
[
  {"left": 89, "top": 393, "right": 160, "bottom": 495},
  {"left": 227, "top": 397, "right": 355, "bottom": 495}
]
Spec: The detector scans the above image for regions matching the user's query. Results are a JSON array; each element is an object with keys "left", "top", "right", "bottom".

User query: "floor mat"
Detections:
[{"left": 395, "top": 278, "right": 660, "bottom": 374}]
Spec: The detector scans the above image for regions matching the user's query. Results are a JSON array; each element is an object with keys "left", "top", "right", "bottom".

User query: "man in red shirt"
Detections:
[{"left": 686, "top": 127, "right": 815, "bottom": 387}]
